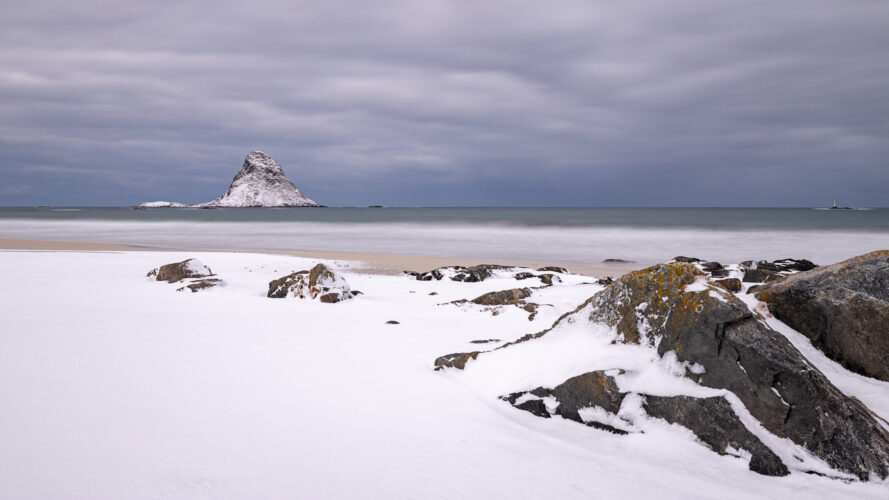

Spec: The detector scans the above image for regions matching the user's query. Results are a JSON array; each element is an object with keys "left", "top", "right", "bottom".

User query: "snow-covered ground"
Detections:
[{"left": 0, "top": 250, "right": 886, "bottom": 499}]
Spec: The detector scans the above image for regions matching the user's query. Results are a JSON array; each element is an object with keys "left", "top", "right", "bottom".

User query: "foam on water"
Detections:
[{"left": 2, "top": 216, "right": 887, "bottom": 267}]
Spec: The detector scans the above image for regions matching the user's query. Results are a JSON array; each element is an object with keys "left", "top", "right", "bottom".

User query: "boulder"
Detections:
[
  {"left": 742, "top": 268, "right": 779, "bottom": 283},
  {"left": 471, "top": 288, "right": 532, "bottom": 306},
  {"left": 537, "top": 266, "right": 568, "bottom": 273},
  {"left": 754, "top": 250, "right": 889, "bottom": 381},
  {"left": 501, "top": 370, "right": 787, "bottom": 475},
  {"left": 147, "top": 259, "right": 224, "bottom": 292},
  {"left": 502, "top": 371, "right": 628, "bottom": 435},
  {"left": 672, "top": 256, "right": 701, "bottom": 263},
  {"left": 713, "top": 278, "right": 742, "bottom": 293},
  {"left": 148, "top": 258, "right": 214, "bottom": 283},
  {"left": 267, "top": 264, "right": 356, "bottom": 303},
  {"left": 586, "top": 262, "right": 889, "bottom": 480},
  {"left": 643, "top": 395, "right": 788, "bottom": 476}
]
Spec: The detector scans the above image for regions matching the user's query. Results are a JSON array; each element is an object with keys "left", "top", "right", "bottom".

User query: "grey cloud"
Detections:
[{"left": 1, "top": 0, "right": 887, "bottom": 206}]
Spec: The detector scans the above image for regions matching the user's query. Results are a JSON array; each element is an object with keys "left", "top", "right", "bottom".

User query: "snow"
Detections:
[
  {"left": 0, "top": 250, "right": 887, "bottom": 499},
  {"left": 137, "top": 201, "right": 188, "bottom": 208}
]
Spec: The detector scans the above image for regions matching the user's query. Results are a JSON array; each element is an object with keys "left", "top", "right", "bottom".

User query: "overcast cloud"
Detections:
[{"left": 1, "top": 0, "right": 887, "bottom": 206}]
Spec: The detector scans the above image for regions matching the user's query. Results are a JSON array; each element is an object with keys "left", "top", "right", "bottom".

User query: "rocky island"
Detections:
[{"left": 138, "top": 151, "right": 319, "bottom": 208}]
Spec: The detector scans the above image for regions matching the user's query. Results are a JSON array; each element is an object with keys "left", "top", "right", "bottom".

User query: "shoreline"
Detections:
[{"left": 0, "top": 238, "right": 636, "bottom": 277}]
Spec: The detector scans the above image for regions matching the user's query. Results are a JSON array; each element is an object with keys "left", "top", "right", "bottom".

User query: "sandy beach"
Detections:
[{"left": 0, "top": 238, "right": 635, "bottom": 277}]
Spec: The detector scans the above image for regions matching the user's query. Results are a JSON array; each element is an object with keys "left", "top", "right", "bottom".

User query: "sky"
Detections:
[{"left": 1, "top": 0, "right": 887, "bottom": 207}]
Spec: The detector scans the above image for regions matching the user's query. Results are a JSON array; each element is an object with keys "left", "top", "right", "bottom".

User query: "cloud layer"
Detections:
[{"left": 2, "top": 1, "right": 887, "bottom": 206}]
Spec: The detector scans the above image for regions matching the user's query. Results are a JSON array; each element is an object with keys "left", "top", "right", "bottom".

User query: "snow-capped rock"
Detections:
[
  {"left": 137, "top": 201, "right": 188, "bottom": 208},
  {"left": 196, "top": 151, "right": 318, "bottom": 207},
  {"left": 267, "top": 264, "right": 356, "bottom": 303}
]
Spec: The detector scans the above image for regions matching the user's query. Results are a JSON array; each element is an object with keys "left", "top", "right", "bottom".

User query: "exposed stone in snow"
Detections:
[
  {"left": 146, "top": 258, "right": 225, "bottom": 292},
  {"left": 196, "top": 151, "right": 318, "bottom": 207},
  {"left": 267, "top": 263, "right": 355, "bottom": 303}
]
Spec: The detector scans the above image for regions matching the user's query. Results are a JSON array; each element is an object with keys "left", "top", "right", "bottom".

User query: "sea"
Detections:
[{"left": 1, "top": 207, "right": 888, "bottom": 267}]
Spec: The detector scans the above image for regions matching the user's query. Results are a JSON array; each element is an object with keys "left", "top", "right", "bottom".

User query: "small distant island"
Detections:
[
  {"left": 830, "top": 199, "right": 853, "bottom": 210},
  {"left": 139, "top": 151, "right": 319, "bottom": 208}
]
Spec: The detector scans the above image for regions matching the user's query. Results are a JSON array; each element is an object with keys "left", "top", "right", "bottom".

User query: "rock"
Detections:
[
  {"left": 434, "top": 351, "right": 480, "bottom": 370},
  {"left": 673, "top": 256, "right": 701, "bottom": 263},
  {"left": 709, "top": 269, "right": 730, "bottom": 278},
  {"left": 740, "top": 258, "right": 818, "bottom": 283},
  {"left": 471, "top": 288, "right": 533, "bottom": 306},
  {"left": 538, "top": 274, "right": 555, "bottom": 286},
  {"left": 586, "top": 261, "right": 889, "bottom": 480},
  {"left": 176, "top": 278, "right": 224, "bottom": 293},
  {"left": 537, "top": 266, "right": 568, "bottom": 273},
  {"left": 501, "top": 370, "right": 787, "bottom": 474},
  {"left": 596, "top": 277, "right": 614, "bottom": 286},
  {"left": 754, "top": 250, "right": 889, "bottom": 381},
  {"left": 428, "top": 292, "right": 438, "bottom": 296},
  {"left": 195, "top": 151, "right": 319, "bottom": 207},
  {"left": 603, "top": 259, "right": 634, "bottom": 264},
  {"left": 267, "top": 270, "right": 308, "bottom": 298},
  {"left": 643, "top": 395, "right": 788, "bottom": 476},
  {"left": 742, "top": 268, "right": 779, "bottom": 283},
  {"left": 700, "top": 261, "right": 723, "bottom": 272},
  {"left": 501, "top": 371, "right": 628, "bottom": 435},
  {"left": 411, "top": 264, "right": 511, "bottom": 282},
  {"left": 514, "top": 272, "right": 536, "bottom": 280},
  {"left": 771, "top": 258, "right": 818, "bottom": 272},
  {"left": 513, "top": 398, "right": 551, "bottom": 418},
  {"left": 713, "top": 278, "right": 742, "bottom": 293},
  {"left": 267, "top": 264, "right": 355, "bottom": 303},
  {"left": 469, "top": 339, "right": 500, "bottom": 344},
  {"left": 386, "top": 320, "right": 400, "bottom": 325},
  {"left": 148, "top": 258, "right": 214, "bottom": 283},
  {"left": 468, "top": 287, "right": 540, "bottom": 320}
]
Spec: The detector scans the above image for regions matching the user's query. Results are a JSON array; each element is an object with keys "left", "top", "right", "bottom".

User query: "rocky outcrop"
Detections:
[
  {"left": 586, "top": 262, "right": 889, "bottom": 480},
  {"left": 197, "top": 151, "right": 318, "bottom": 208},
  {"left": 147, "top": 259, "right": 225, "bottom": 292},
  {"left": 409, "top": 264, "right": 513, "bottom": 282},
  {"left": 754, "top": 250, "right": 889, "bottom": 381},
  {"left": 741, "top": 258, "right": 818, "bottom": 283},
  {"left": 458, "top": 287, "right": 540, "bottom": 320},
  {"left": 471, "top": 288, "right": 532, "bottom": 306},
  {"left": 437, "top": 261, "right": 889, "bottom": 480},
  {"left": 642, "top": 395, "right": 788, "bottom": 476},
  {"left": 501, "top": 370, "right": 787, "bottom": 476},
  {"left": 267, "top": 263, "right": 356, "bottom": 303}
]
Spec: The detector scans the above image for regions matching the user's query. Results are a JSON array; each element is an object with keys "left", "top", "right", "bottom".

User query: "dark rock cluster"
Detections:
[
  {"left": 408, "top": 264, "right": 565, "bottom": 285},
  {"left": 436, "top": 255, "right": 889, "bottom": 480}
]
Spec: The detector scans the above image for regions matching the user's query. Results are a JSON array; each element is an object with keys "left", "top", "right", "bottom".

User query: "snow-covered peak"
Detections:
[{"left": 196, "top": 151, "right": 319, "bottom": 208}]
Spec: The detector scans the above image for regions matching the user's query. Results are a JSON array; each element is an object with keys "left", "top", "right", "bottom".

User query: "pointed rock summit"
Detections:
[{"left": 197, "top": 151, "right": 318, "bottom": 207}]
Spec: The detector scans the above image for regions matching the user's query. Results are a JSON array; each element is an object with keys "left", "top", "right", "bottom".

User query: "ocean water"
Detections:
[{"left": 1, "top": 207, "right": 888, "bottom": 267}]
